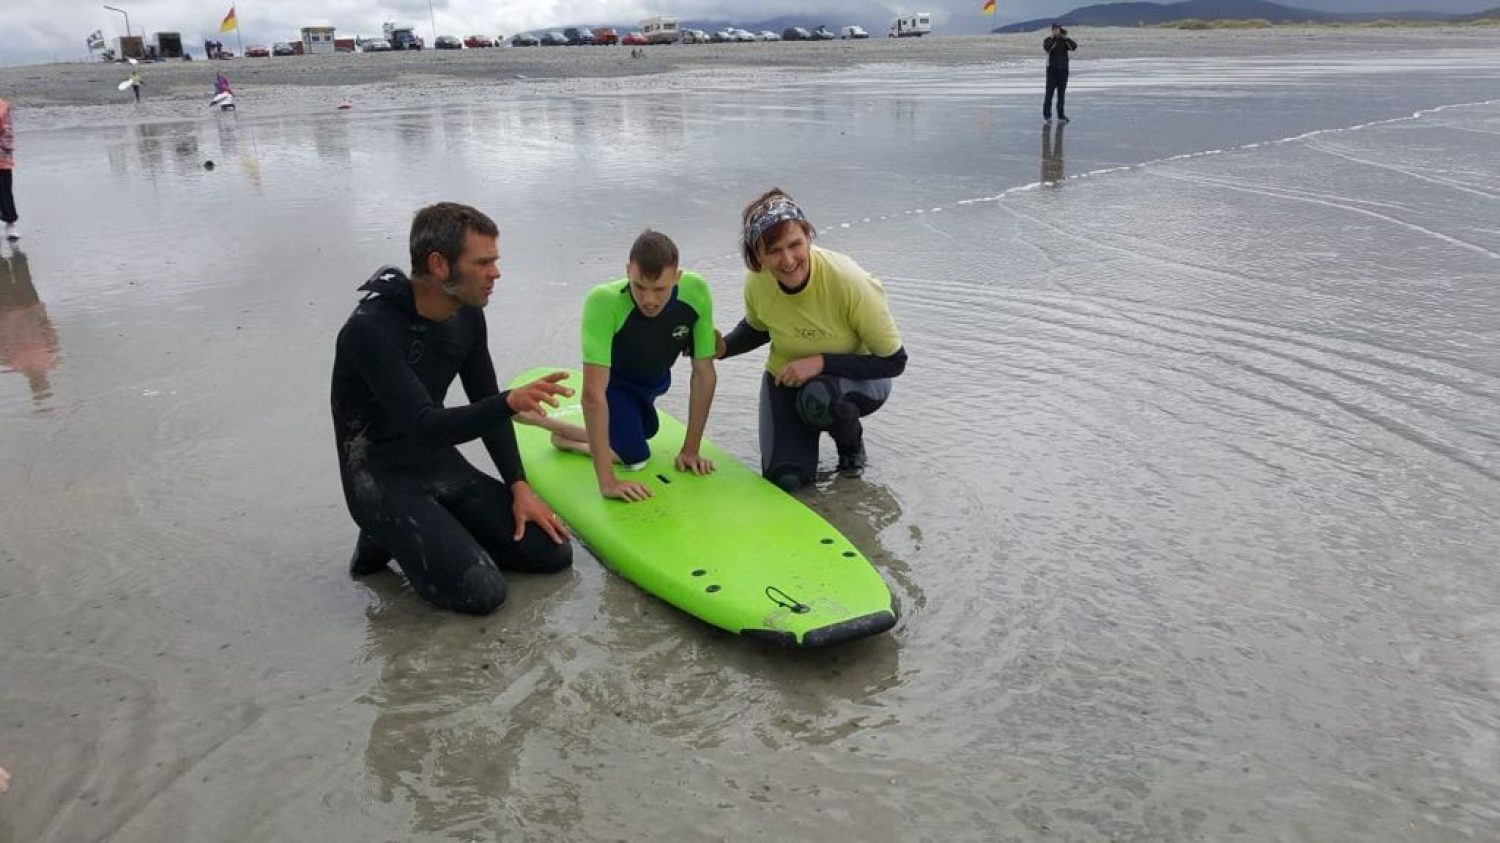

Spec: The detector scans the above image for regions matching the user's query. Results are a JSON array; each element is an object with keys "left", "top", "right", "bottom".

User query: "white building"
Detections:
[{"left": 301, "top": 25, "right": 337, "bottom": 55}]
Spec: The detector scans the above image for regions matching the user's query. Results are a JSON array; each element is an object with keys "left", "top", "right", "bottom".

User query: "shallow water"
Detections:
[{"left": 2, "top": 46, "right": 1499, "bottom": 841}]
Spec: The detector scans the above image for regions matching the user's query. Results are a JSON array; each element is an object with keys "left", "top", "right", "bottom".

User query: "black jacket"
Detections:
[{"left": 1044, "top": 35, "right": 1077, "bottom": 71}]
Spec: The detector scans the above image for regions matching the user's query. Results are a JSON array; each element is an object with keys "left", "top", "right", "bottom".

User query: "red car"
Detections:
[
  {"left": 591, "top": 27, "right": 619, "bottom": 45},
  {"left": 463, "top": 35, "right": 494, "bottom": 48},
  {"left": 244, "top": 44, "right": 270, "bottom": 58},
  {"left": 621, "top": 31, "right": 648, "bottom": 46}
]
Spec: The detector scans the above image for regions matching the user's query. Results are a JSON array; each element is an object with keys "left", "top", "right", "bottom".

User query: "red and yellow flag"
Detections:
[
  {"left": 219, "top": 6, "right": 238, "bottom": 32},
  {"left": 982, "top": 0, "right": 997, "bottom": 14}
]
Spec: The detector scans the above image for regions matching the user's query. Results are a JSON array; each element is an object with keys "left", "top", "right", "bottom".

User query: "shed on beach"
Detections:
[{"left": 301, "top": 25, "right": 337, "bottom": 55}]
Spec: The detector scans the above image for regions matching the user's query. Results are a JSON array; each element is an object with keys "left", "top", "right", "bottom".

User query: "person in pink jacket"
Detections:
[{"left": 0, "top": 98, "right": 17, "bottom": 241}]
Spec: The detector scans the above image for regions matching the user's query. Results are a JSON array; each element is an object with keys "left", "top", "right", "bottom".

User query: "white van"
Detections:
[
  {"left": 640, "top": 16, "right": 680, "bottom": 44},
  {"left": 888, "top": 13, "right": 932, "bottom": 38},
  {"left": 841, "top": 25, "right": 869, "bottom": 39}
]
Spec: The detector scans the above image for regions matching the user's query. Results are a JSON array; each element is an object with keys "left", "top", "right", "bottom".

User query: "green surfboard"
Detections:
[{"left": 508, "top": 367, "right": 897, "bottom": 648}]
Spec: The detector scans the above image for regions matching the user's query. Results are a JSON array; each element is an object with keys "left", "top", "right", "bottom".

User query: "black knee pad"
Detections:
[
  {"left": 456, "top": 563, "right": 508, "bottom": 615},
  {"left": 795, "top": 377, "right": 842, "bottom": 430}
]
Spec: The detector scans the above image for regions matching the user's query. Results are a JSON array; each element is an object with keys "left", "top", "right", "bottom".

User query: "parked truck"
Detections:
[
  {"left": 382, "top": 22, "right": 422, "bottom": 50},
  {"left": 153, "top": 31, "right": 184, "bottom": 58},
  {"left": 888, "top": 13, "right": 932, "bottom": 37},
  {"left": 114, "top": 35, "right": 145, "bottom": 60}
]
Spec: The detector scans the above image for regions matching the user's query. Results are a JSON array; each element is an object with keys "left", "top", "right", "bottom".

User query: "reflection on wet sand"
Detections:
[
  {"left": 0, "top": 245, "right": 59, "bottom": 406},
  {"left": 357, "top": 572, "right": 583, "bottom": 838},
  {"left": 1042, "top": 121, "right": 1066, "bottom": 185}
]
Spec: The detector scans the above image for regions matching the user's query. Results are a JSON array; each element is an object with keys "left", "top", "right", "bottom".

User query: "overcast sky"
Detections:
[{"left": 3, "top": 0, "right": 1493, "bottom": 65}]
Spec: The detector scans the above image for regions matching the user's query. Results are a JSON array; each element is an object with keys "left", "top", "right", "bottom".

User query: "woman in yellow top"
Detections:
[{"left": 717, "top": 188, "right": 907, "bottom": 491}]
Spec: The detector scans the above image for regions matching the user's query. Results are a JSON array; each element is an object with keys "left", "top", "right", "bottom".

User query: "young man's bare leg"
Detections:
[
  {"left": 515, "top": 410, "right": 587, "bottom": 441},
  {"left": 515, "top": 411, "right": 636, "bottom": 465}
]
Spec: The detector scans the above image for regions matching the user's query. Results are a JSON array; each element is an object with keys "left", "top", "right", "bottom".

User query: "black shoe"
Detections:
[
  {"left": 1058, "top": 115, "right": 1070, "bottom": 123},
  {"left": 836, "top": 446, "right": 867, "bottom": 479},
  {"left": 349, "top": 531, "right": 392, "bottom": 577}
]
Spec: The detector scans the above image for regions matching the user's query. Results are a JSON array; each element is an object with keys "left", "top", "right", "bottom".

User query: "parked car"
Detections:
[
  {"left": 709, "top": 30, "right": 733, "bottom": 43},
  {"left": 271, "top": 42, "right": 296, "bottom": 56},
  {"left": 540, "top": 31, "right": 568, "bottom": 46},
  {"left": 360, "top": 38, "right": 391, "bottom": 52},
  {"left": 510, "top": 32, "right": 540, "bottom": 46},
  {"left": 434, "top": 35, "right": 462, "bottom": 50},
  {"left": 620, "top": 31, "right": 648, "bottom": 46},
  {"left": 841, "top": 26, "right": 869, "bottom": 39},
  {"left": 563, "top": 27, "right": 596, "bottom": 45},
  {"left": 782, "top": 27, "right": 812, "bottom": 41},
  {"left": 758, "top": 30, "right": 782, "bottom": 41},
  {"left": 811, "top": 25, "right": 837, "bottom": 40},
  {"left": 463, "top": 34, "right": 495, "bottom": 48},
  {"left": 592, "top": 27, "right": 619, "bottom": 45},
  {"left": 245, "top": 44, "right": 270, "bottom": 57},
  {"left": 730, "top": 28, "right": 757, "bottom": 42},
  {"left": 681, "top": 28, "right": 709, "bottom": 44}
]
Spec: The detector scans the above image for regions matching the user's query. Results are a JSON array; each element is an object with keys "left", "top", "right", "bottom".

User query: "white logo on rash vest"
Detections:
[{"left": 672, "top": 326, "right": 690, "bottom": 340}]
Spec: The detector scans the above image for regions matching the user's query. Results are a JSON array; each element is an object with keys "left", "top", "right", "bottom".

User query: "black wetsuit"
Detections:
[
  {"left": 330, "top": 267, "right": 572, "bottom": 614},
  {"left": 1043, "top": 34, "right": 1077, "bottom": 120}
]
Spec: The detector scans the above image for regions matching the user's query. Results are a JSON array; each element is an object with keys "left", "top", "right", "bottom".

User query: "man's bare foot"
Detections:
[{"left": 550, "top": 431, "right": 591, "bottom": 455}]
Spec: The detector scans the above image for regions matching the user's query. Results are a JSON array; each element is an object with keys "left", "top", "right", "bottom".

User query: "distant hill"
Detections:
[
  {"left": 1457, "top": 6, "right": 1500, "bottom": 19},
  {"left": 992, "top": 0, "right": 1471, "bottom": 32}
]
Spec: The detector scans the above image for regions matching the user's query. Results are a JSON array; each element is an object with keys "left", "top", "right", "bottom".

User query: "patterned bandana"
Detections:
[{"left": 744, "top": 195, "right": 807, "bottom": 251}]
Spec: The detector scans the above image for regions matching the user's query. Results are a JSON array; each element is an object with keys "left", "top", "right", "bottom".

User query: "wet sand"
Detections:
[
  {"left": 4, "top": 27, "right": 1500, "bottom": 109},
  {"left": 2, "top": 26, "right": 1499, "bottom": 843}
]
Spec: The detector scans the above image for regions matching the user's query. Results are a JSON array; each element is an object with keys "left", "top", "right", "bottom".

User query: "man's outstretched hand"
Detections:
[{"left": 506, "top": 371, "right": 574, "bottom": 415}]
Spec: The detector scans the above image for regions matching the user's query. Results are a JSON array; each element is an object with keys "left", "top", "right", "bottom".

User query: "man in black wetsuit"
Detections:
[
  {"left": 331, "top": 202, "right": 574, "bottom": 615},
  {"left": 1043, "top": 23, "right": 1077, "bottom": 124}
]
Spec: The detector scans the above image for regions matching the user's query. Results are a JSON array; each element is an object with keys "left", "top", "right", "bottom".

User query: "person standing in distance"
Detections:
[{"left": 1043, "top": 23, "right": 1077, "bottom": 124}]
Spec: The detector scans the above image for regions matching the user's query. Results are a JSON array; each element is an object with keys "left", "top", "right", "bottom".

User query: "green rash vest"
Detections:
[{"left": 580, "top": 272, "right": 715, "bottom": 386}]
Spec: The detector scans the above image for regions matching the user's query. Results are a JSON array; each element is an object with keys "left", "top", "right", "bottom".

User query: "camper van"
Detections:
[
  {"left": 640, "top": 16, "right": 680, "bottom": 44},
  {"left": 888, "top": 13, "right": 932, "bottom": 37}
]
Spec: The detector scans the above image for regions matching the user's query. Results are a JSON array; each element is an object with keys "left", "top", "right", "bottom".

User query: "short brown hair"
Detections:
[
  {"left": 740, "top": 188, "right": 816, "bottom": 272},
  {"left": 629, "top": 229, "right": 679, "bottom": 279},
  {"left": 410, "top": 202, "right": 499, "bottom": 278}
]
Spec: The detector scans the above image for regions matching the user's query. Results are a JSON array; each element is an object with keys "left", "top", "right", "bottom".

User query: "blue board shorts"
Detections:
[{"left": 607, "top": 371, "right": 669, "bottom": 467}]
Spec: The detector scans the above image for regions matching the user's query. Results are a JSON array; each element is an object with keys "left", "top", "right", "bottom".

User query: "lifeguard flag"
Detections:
[
  {"left": 220, "top": 6, "right": 238, "bottom": 32},
  {"left": 982, "top": 0, "right": 997, "bottom": 14}
]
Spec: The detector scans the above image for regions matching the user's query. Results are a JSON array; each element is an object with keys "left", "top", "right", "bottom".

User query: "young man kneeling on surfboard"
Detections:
[
  {"left": 717, "top": 189, "right": 907, "bottom": 491},
  {"left": 520, "top": 230, "right": 718, "bottom": 502},
  {"left": 331, "top": 202, "right": 575, "bottom": 614}
]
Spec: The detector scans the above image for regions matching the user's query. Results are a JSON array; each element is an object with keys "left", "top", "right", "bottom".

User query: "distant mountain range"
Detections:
[{"left": 994, "top": 0, "right": 1500, "bottom": 32}]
